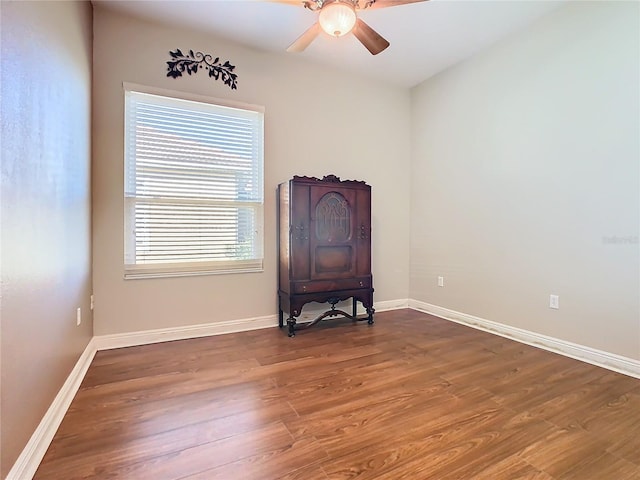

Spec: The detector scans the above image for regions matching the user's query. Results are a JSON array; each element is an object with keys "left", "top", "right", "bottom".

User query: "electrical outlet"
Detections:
[
  {"left": 90, "top": 294, "right": 94, "bottom": 311},
  {"left": 76, "top": 307, "right": 82, "bottom": 326},
  {"left": 438, "top": 276, "right": 444, "bottom": 287},
  {"left": 549, "top": 295, "right": 559, "bottom": 310}
]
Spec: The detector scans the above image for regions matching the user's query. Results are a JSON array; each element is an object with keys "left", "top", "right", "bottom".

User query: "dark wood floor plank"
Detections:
[
  {"left": 469, "top": 456, "right": 554, "bottom": 480},
  {"left": 179, "top": 436, "right": 328, "bottom": 480},
  {"left": 73, "top": 357, "right": 263, "bottom": 413},
  {"left": 35, "top": 309, "right": 640, "bottom": 479},
  {"left": 43, "top": 390, "right": 295, "bottom": 469},
  {"left": 560, "top": 450, "right": 639, "bottom": 480},
  {"left": 518, "top": 425, "right": 616, "bottom": 478}
]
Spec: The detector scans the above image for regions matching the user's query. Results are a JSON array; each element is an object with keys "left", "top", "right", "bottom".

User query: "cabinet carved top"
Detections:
[{"left": 292, "top": 174, "right": 369, "bottom": 187}]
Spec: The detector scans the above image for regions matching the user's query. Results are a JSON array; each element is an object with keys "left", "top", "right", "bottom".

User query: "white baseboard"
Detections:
[
  {"left": 376, "top": 298, "right": 410, "bottom": 312},
  {"left": 93, "top": 314, "right": 278, "bottom": 351},
  {"left": 6, "top": 339, "right": 98, "bottom": 480},
  {"left": 409, "top": 299, "right": 640, "bottom": 379},
  {"left": 95, "top": 299, "right": 410, "bottom": 349},
  {"left": 13, "top": 301, "right": 411, "bottom": 372}
]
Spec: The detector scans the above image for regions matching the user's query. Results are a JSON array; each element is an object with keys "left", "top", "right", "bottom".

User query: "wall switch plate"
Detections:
[
  {"left": 76, "top": 307, "right": 82, "bottom": 326},
  {"left": 438, "top": 276, "right": 444, "bottom": 287},
  {"left": 549, "top": 295, "right": 559, "bottom": 309},
  {"left": 90, "top": 294, "right": 94, "bottom": 311}
]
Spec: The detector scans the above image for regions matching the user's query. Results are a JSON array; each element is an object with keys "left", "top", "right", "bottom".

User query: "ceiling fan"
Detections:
[{"left": 274, "top": 0, "right": 427, "bottom": 55}]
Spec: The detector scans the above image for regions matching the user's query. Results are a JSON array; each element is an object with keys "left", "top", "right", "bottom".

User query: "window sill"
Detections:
[{"left": 124, "top": 264, "right": 264, "bottom": 280}]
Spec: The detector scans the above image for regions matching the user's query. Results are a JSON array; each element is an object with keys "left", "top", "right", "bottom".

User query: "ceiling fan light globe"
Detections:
[{"left": 319, "top": 2, "right": 357, "bottom": 37}]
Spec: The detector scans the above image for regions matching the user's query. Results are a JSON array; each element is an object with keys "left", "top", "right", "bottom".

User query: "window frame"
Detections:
[{"left": 123, "top": 82, "right": 265, "bottom": 279}]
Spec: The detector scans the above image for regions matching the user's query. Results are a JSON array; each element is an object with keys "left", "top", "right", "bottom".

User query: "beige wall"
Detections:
[
  {"left": 92, "top": 8, "right": 411, "bottom": 335},
  {"left": 0, "top": 1, "right": 93, "bottom": 476},
  {"left": 410, "top": 1, "right": 640, "bottom": 359}
]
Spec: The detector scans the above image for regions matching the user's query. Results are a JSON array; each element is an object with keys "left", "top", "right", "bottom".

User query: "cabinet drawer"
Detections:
[{"left": 293, "top": 277, "right": 371, "bottom": 294}]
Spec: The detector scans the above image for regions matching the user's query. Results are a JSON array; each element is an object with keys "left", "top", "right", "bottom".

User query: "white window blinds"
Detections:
[{"left": 124, "top": 87, "right": 264, "bottom": 278}]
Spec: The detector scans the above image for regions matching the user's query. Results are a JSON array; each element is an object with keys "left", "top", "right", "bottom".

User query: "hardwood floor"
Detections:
[{"left": 35, "top": 309, "right": 640, "bottom": 479}]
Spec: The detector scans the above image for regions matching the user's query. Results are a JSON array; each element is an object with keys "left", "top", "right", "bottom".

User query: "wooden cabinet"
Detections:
[{"left": 278, "top": 175, "right": 374, "bottom": 336}]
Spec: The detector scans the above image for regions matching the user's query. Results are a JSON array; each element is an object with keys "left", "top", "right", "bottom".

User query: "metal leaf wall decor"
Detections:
[{"left": 167, "top": 49, "right": 238, "bottom": 90}]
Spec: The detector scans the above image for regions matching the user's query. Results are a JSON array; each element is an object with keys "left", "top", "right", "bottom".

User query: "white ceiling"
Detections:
[{"left": 94, "top": 0, "right": 565, "bottom": 88}]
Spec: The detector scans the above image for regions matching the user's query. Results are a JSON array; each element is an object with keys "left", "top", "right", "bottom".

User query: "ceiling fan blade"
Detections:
[
  {"left": 365, "top": 0, "right": 428, "bottom": 10},
  {"left": 287, "top": 22, "right": 320, "bottom": 52},
  {"left": 352, "top": 18, "right": 389, "bottom": 55},
  {"left": 265, "top": 0, "right": 309, "bottom": 5}
]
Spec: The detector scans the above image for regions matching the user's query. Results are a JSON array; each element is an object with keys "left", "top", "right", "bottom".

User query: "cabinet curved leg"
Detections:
[
  {"left": 287, "top": 316, "right": 296, "bottom": 337},
  {"left": 367, "top": 306, "right": 375, "bottom": 325}
]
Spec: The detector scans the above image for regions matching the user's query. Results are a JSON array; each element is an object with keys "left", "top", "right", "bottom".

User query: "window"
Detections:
[{"left": 124, "top": 85, "right": 264, "bottom": 278}]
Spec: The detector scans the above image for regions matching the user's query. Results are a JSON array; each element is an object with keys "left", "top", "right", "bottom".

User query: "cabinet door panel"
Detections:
[
  {"left": 309, "top": 186, "right": 357, "bottom": 280},
  {"left": 315, "top": 246, "right": 352, "bottom": 273}
]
